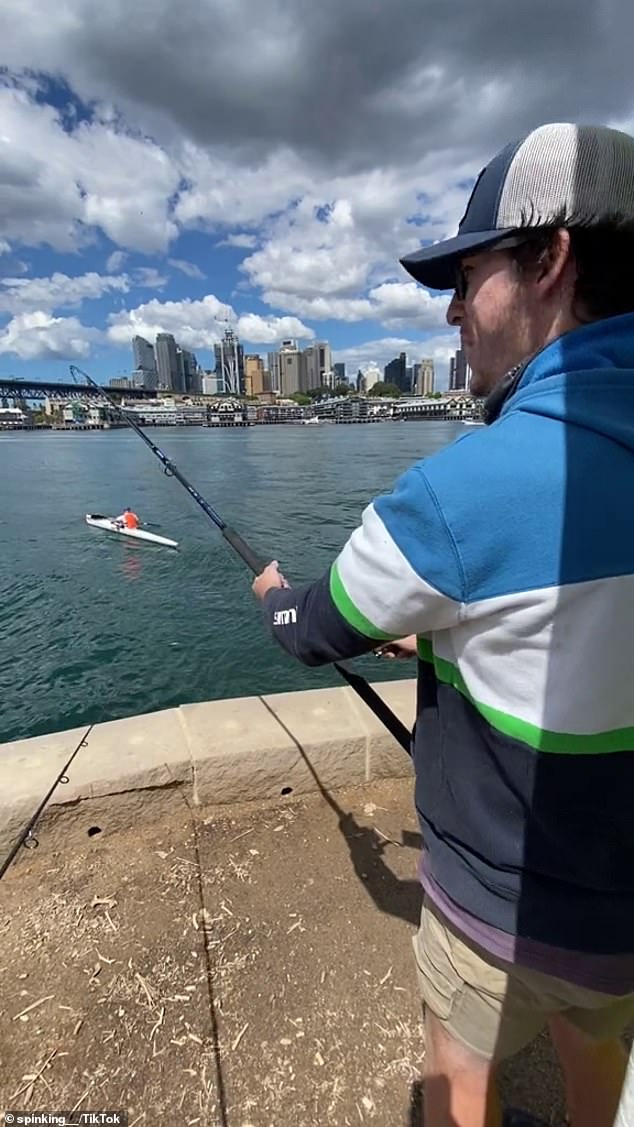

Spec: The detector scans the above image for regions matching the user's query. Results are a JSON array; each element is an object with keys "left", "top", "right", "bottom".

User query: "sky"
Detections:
[{"left": 0, "top": 0, "right": 633, "bottom": 390}]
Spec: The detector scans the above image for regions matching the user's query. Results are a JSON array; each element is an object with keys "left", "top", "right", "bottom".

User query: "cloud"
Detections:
[
  {"left": 0, "top": 84, "right": 180, "bottom": 253},
  {"left": 133, "top": 267, "right": 167, "bottom": 289},
  {"left": 106, "top": 250, "right": 127, "bottom": 272},
  {"left": 0, "top": 310, "right": 99, "bottom": 360},
  {"left": 237, "top": 170, "right": 464, "bottom": 321},
  {"left": 106, "top": 294, "right": 313, "bottom": 350},
  {"left": 168, "top": 258, "right": 206, "bottom": 279},
  {"left": 217, "top": 234, "right": 258, "bottom": 249},
  {"left": 367, "top": 282, "right": 450, "bottom": 331},
  {"left": 260, "top": 280, "right": 449, "bottom": 329},
  {"left": 1, "top": 0, "right": 634, "bottom": 359},
  {"left": 235, "top": 312, "right": 313, "bottom": 344},
  {"left": 3, "top": 0, "right": 633, "bottom": 173},
  {"left": 0, "top": 271, "right": 130, "bottom": 313}
]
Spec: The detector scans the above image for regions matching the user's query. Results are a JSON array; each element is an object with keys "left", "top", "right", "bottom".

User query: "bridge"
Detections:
[{"left": 0, "top": 378, "right": 158, "bottom": 402}]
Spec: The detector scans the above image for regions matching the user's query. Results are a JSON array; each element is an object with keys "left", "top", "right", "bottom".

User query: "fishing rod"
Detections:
[
  {"left": 0, "top": 724, "right": 94, "bottom": 880},
  {"left": 70, "top": 365, "right": 412, "bottom": 753}
]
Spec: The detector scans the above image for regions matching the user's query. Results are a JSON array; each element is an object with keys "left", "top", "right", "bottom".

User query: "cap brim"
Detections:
[{"left": 399, "top": 228, "right": 517, "bottom": 290}]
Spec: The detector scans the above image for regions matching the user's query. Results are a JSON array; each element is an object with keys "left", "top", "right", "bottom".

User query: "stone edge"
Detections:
[{"left": 0, "top": 679, "right": 415, "bottom": 856}]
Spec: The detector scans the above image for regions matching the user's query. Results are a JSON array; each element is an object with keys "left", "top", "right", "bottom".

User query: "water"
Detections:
[{"left": 0, "top": 421, "right": 464, "bottom": 745}]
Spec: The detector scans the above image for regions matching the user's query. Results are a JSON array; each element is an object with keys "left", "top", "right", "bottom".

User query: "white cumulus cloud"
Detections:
[
  {"left": 0, "top": 85, "right": 180, "bottom": 253},
  {"left": 0, "top": 310, "right": 99, "bottom": 360},
  {"left": 106, "top": 294, "right": 313, "bottom": 351},
  {"left": 235, "top": 313, "right": 314, "bottom": 344},
  {"left": 0, "top": 271, "right": 130, "bottom": 314}
]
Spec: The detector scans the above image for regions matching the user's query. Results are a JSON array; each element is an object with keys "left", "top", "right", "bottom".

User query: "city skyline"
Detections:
[{"left": 121, "top": 329, "right": 450, "bottom": 399}]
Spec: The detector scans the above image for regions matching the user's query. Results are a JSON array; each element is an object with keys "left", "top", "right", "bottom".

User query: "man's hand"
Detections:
[
  {"left": 252, "top": 560, "right": 290, "bottom": 601},
  {"left": 374, "top": 635, "right": 418, "bottom": 659}
]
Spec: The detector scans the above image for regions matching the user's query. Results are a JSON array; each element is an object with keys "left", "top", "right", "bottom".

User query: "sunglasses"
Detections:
[{"left": 453, "top": 235, "right": 529, "bottom": 301}]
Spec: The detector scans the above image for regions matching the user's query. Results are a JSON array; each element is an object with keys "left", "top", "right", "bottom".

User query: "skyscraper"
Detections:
[
  {"left": 316, "top": 341, "right": 332, "bottom": 385},
  {"left": 214, "top": 328, "right": 245, "bottom": 395},
  {"left": 302, "top": 340, "right": 332, "bottom": 391},
  {"left": 177, "top": 348, "right": 201, "bottom": 394},
  {"left": 245, "top": 354, "right": 266, "bottom": 396},
  {"left": 132, "top": 335, "right": 158, "bottom": 389},
  {"left": 333, "top": 362, "right": 346, "bottom": 385},
  {"left": 415, "top": 357, "right": 435, "bottom": 395},
  {"left": 278, "top": 340, "right": 304, "bottom": 396},
  {"left": 364, "top": 363, "right": 381, "bottom": 393},
  {"left": 133, "top": 335, "right": 156, "bottom": 372},
  {"left": 384, "top": 352, "right": 408, "bottom": 392},
  {"left": 302, "top": 344, "right": 318, "bottom": 391},
  {"left": 267, "top": 351, "right": 281, "bottom": 394},
  {"left": 449, "top": 348, "right": 469, "bottom": 391},
  {"left": 155, "top": 333, "right": 179, "bottom": 390}
]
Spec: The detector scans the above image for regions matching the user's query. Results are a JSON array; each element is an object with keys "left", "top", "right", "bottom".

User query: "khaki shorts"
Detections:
[{"left": 413, "top": 897, "right": 634, "bottom": 1062}]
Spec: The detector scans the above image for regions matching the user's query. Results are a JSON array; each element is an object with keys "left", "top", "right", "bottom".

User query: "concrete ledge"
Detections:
[{"left": 0, "top": 679, "right": 415, "bottom": 854}]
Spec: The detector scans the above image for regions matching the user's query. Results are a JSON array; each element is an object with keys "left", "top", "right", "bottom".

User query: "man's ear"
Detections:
[{"left": 535, "top": 229, "right": 573, "bottom": 295}]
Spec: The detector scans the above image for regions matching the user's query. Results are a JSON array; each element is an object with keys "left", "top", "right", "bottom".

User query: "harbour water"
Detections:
[{"left": 0, "top": 421, "right": 465, "bottom": 746}]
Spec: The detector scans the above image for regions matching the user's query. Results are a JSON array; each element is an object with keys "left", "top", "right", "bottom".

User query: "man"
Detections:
[
  {"left": 252, "top": 122, "right": 634, "bottom": 1127},
  {"left": 116, "top": 506, "right": 140, "bottom": 530}
]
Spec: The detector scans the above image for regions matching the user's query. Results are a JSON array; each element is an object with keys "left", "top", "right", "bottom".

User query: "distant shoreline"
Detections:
[{"left": 0, "top": 417, "right": 475, "bottom": 433}]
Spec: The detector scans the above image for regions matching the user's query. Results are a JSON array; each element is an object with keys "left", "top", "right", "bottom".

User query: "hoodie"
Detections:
[{"left": 261, "top": 313, "right": 634, "bottom": 974}]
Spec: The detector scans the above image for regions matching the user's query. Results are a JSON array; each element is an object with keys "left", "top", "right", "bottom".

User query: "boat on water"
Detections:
[
  {"left": 85, "top": 514, "right": 178, "bottom": 549},
  {"left": 462, "top": 419, "right": 485, "bottom": 427}
]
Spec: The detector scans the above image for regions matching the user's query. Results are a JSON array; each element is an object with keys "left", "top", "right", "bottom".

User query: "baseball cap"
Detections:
[{"left": 400, "top": 123, "right": 634, "bottom": 291}]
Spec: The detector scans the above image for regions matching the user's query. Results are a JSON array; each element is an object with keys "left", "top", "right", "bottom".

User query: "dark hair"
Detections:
[{"left": 509, "top": 219, "right": 634, "bottom": 322}]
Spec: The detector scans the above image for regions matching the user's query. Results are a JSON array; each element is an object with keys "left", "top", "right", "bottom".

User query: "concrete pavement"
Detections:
[{"left": 0, "top": 777, "right": 568, "bottom": 1126}]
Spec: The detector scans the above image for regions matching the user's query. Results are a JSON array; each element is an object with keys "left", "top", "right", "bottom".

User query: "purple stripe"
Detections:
[{"left": 420, "top": 854, "right": 634, "bottom": 996}]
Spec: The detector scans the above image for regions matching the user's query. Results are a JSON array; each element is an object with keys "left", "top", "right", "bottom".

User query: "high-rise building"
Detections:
[
  {"left": 384, "top": 352, "right": 408, "bottom": 392},
  {"left": 278, "top": 340, "right": 304, "bottom": 396},
  {"left": 302, "top": 344, "right": 318, "bottom": 392},
  {"left": 133, "top": 335, "right": 156, "bottom": 373},
  {"left": 364, "top": 364, "right": 381, "bottom": 393},
  {"left": 214, "top": 328, "right": 245, "bottom": 395},
  {"left": 316, "top": 341, "right": 332, "bottom": 385},
  {"left": 267, "top": 351, "right": 281, "bottom": 394},
  {"left": 132, "top": 335, "right": 158, "bottom": 389},
  {"left": 449, "top": 348, "right": 469, "bottom": 391},
  {"left": 155, "top": 333, "right": 179, "bottom": 390},
  {"left": 301, "top": 341, "right": 332, "bottom": 391},
  {"left": 415, "top": 357, "right": 435, "bottom": 395},
  {"left": 202, "top": 374, "right": 222, "bottom": 395},
  {"left": 245, "top": 354, "right": 266, "bottom": 397},
  {"left": 177, "top": 348, "right": 201, "bottom": 394},
  {"left": 333, "top": 362, "right": 346, "bottom": 385}
]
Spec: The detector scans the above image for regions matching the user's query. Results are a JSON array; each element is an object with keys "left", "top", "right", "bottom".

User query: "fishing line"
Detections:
[{"left": 70, "top": 365, "right": 412, "bottom": 753}]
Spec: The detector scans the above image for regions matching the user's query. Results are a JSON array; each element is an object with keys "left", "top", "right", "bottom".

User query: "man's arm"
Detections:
[{"left": 252, "top": 463, "right": 465, "bottom": 667}]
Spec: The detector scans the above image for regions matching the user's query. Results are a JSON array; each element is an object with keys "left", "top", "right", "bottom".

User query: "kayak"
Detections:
[{"left": 85, "top": 514, "right": 178, "bottom": 549}]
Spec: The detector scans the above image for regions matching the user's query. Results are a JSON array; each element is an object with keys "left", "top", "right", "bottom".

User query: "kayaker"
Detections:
[{"left": 116, "top": 507, "right": 140, "bottom": 530}]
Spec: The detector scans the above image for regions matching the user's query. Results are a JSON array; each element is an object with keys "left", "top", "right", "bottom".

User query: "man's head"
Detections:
[{"left": 400, "top": 123, "right": 634, "bottom": 396}]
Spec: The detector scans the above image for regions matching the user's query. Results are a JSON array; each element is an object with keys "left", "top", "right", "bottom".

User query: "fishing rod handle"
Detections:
[{"left": 222, "top": 526, "right": 266, "bottom": 574}]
